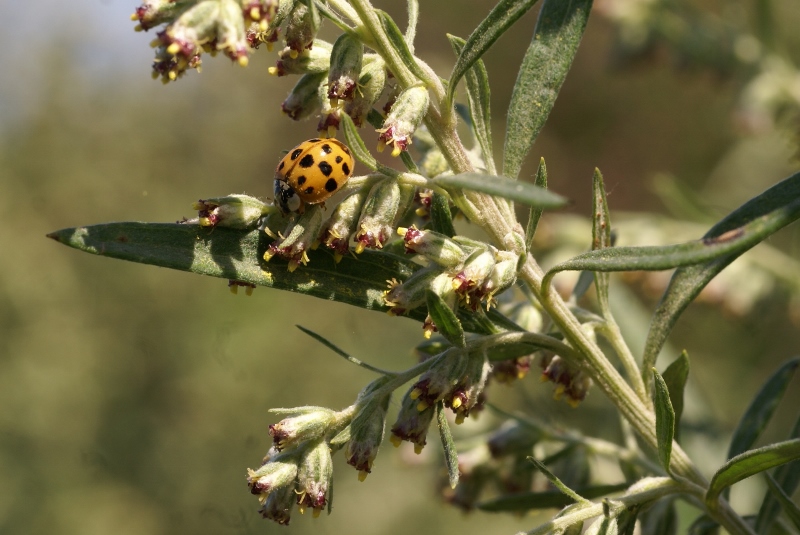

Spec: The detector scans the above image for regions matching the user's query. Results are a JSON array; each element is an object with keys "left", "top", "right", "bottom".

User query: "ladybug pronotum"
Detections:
[{"left": 273, "top": 138, "right": 355, "bottom": 213}]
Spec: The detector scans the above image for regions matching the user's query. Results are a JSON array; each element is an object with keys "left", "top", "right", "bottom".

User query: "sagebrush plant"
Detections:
[{"left": 47, "top": 0, "right": 800, "bottom": 533}]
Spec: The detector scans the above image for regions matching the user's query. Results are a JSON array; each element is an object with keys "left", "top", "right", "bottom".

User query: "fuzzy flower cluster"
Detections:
[{"left": 384, "top": 225, "right": 521, "bottom": 337}]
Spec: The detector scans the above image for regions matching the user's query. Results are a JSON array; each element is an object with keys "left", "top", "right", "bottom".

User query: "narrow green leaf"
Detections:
[
  {"left": 643, "top": 171, "right": 800, "bottom": 386},
  {"left": 764, "top": 473, "right": 800, "bottom": 530},
  {"left": 572, "top": 270, "right": 595, "bottom": 301},
  {"left": 430, "top": 192, "right": 456, "bottom": 237},
  {"left": 543, "top": 191, "right": 800, "bottom": 295},
  {"left": 448, "top": 35, "right": 496, "bottom": 175},
  {"left": 755, "top": 414, "right": 800, "bottom": 534},
  {"left": 434, "top": 172, "right": 568, "bottom": 208},
  {"left": 661, "top": 351, "right": 690, "bottom": 441},
  {"left": 295, "top": 325, "right": 395, "bottom": 376},
  {"left": 617, "top": 504, "right": 642, "bottom": 535},
  {"left": 728, "top": 358, "right": 800, "bottom": 460},
  {"left": 503, "top": 0, "right": 593, "bottom": 179},
  {"left": 46, "top": 222, "right": 503, "bottom": 335},
  {"left": 653, "top": 368, "right": 676, "bottom": 474},
  {"left": 426, "top": 290, "right": 466, "bottom": 348},
  {"left": 477, "top": 483, "right": 628, "bottom": 512},
  {"left": 377, "top": 10, "right": 430, "bottom": 85},
  {"left": 446, "top": 0, "right": 540, "bottom": 105},
  {"left": 341, "top": 112, "right": 378, "bottom": 171},
  {"left": 592, "top": 168, "right": 612, "bottom": 314},
  {"left": 525, "top": 157, "right": 548, "bottom": 250},
  {"left": 436, "top": 401, "right": 460, "bottom": 489},
  {"left": 528, "top": 457, "right": 590, "bottom": 505},
  {"left": 405, "top": 0, "right": 418, "bottom": 50},
  {"left": 706, "top": 439, "right": 800, "bottom": 508}
]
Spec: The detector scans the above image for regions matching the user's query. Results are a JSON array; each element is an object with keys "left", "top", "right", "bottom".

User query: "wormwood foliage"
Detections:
[{"left": 49, "top": 0, "right": 800, "bottom": 532}]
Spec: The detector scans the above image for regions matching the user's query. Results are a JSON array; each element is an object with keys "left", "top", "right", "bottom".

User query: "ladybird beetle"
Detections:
[{"left": 274, "top": 138, "right": 354, "bottom": 213}]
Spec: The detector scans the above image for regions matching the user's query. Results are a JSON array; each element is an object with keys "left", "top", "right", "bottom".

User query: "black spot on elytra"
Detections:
[
  {"left": 304, "top": 186, "right": 314, "bottom": 195},
  {"left": 318, "top": 161, "right": 333, "bottom": 176},
  {"left": 321, "top": 143, "right": 332, "bottom": 154},
  {"left": 278, "top": 161, "right": 285, "bottom": 170},
  {"left": 309, "top": 138, "right": 321, "bottom": 143},
  {"left": 342, "top": 146, "right": 351, "bottom": 155},
  {"left": 325, "top": 178, "right": 338, "bottom": 192},
  {"left": 297, "top": 175, "right": 307, "bottom": 186},
  {"left": 335, "top": 156, "right": 343, "bottom": 163},
  {"left": 341, "top": 163, "right": 350, "bottom": 175},
  {"left": 290, "top": 148, "right": 302, "bottom": 160},
  {"left": 299, "top": 154, "right": 315, "bottom": 168}
]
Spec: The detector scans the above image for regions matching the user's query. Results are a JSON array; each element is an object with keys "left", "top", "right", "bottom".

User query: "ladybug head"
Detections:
[{"left": 274, "top": 179, "right": 303, "bottom": 214}]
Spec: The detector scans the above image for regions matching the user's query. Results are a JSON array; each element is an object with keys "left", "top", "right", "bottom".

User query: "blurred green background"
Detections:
[{"left": 2, "top": 1, "right": 800, "bottom": 534}]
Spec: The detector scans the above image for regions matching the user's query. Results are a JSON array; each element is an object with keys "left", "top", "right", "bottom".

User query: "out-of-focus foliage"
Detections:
[{"left": 2, "top": 0, "right": 800, "bottom": 533}]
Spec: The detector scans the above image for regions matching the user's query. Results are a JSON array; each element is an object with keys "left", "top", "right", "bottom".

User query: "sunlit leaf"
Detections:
[
  {"left": 446, "top": 0, "right": 540, "bottom": 107},
  {"left": 434, "top": 172, "right": 567, "bottom": 208},
  {"left": 426, "top": 290, "right": 465, "bottom": 348},
  {"left": 503, "top": 0, "right": 593, "bottom": 179},
  {"left": 653, "top": 368, "right": 676, "bottom": 474},
  {"left": 643, "top": 171, "right": 800, "bottom": 385},
  {"left": 377, "top": 10, "right": 430, "bottom": 84},
  {"left": 436, "top": 401, "right": 459, "bottom": 489},
  {"left": 706, "top": 439, "right": 800, "bottom": 508}
]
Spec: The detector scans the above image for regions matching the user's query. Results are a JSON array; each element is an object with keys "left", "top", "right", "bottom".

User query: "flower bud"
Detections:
[
  {"left": 318, "top": 186, "right": 369, "bottom": 261},
  {"left": 383, "top": 267, "right": 440, "bottom": 315},
  {"left": 345, "top": 392, "right": 390, "bottom": 481},
  {"left": 354, "top": 179, "right": 401, "bottom": 253},
  {"left": 408, "top": 349, "right": 468, "bottom": 412},
  {"left": 446, "top": 352, "right": 491, "bottom": 424},
  {"left": 377, "top": 85, "right": 429, "bottom": 156},
  {"left": 242, "top": 0, "right": 278, "bottom": 29},
  {"left": 132, "top": 0, "right": 188, "bottom": 31},
  {"left": 343, "top": 56, "right": 387, "bottom": 126},
  {"left": 540, "top": 353, "right": 592, "bottom": 407},
  {"left": 246, "top": 458, "right": 299, "bottom": 497},
  {"left": 281, "top": 71, "right": 326, "bottom": 120},
  {"left": 397, "top": 225, "right": 469, "bottom": 269},
  {"left": 284, "top": 2, "right": 319, "bottom": 58},
  {"left": 216, "top": 0, "right": 250, "bottom": 65},
  {"left": 191, "top": 194, "right": 267, "bottom": 229},
  {"left": 422, "top": 272, "right": 458, "bottom": 338},
  {"left": 259, "top": 480, "right": 296, "bottom": 524},
  {"left": 452, "top": 248, "right": 496, "bottom": 310},
  {"left": 491, "top": 355, "right": 533, "bottom": 384},
  {"left": 263, "top": 206, "right": 326, "bottom": 271},
  {"left": 268, "top": 407, "right": 336, "bottom": 451},
  {"left": 327, "top": 33, "right": 363, "bottom": 105},
  {"left": 390, "top": 387, "right": 436, "bottom": 453},
  {"left": 475, "top": 250, "right": 519, "bottom": 308},
  {"left": 269, "top": 40, "right": 332, "bottom": 76},
  {"left": 418, "top": 147, "right": 451, "bottom": 178},
  {"left": 296, "top": 440, "right": 333, "bottom": 517}
]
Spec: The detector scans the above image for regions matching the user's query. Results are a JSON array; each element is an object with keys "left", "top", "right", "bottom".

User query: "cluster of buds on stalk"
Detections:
[
  {"left": 384, "top": 226, "right": 521, "bottom": 336},
  {"left": 189, "top": 194, "right": 268, "bottom": 229},
  {"left": 262, "top": 205, "right": 326, "bottom": 271}
]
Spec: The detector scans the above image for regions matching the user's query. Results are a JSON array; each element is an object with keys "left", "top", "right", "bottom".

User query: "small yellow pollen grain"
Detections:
[
  {"left": 134, "top": 24, "right": 143, "bottom": 32},
  {"left": 455, "top": 414, "right": 465, "bottom": 425},
  {"left": 358, "top": 470, "right": 369, "bottom": 482},
  {"left": 229, "top": 285, "right": 239, "bottom": 295},
  {"left": 259, "top": 20, "right": 268, "bottom": 31},
  {"left": 451, "top": 396, "right": 462, "bottom": 409},
  {"left": 289, "top": 49, "right": 299, "bottom": 59},
  {"left": 415, "top": 207, "right": 428, "bottom": 217},
  {"left": 391, "top": 145, "right": 402, "bottom": 157},
  {"left": 355, "top": 242, "right": 366, "bottom": 254},
  {"left": 198, "top": 217, "right": 212, "bottom": 227},
  {"left": 151, "top": 71, "right": 159, "bottom": 80},
  {"left": 168, "top": 71, "right": 177, "bottom": 81},
  {"left": 329, "top": 97, "right": 339, "bottom": 109},
  {"left": 263, "top": 250, "right": 275, "bottom": 262},
  {"left": 409, "top": 388, "right": 422, "bottom": 400},
  {"left": 250, "top": 7, "right": 260, "bottom": 19},
  {"left": 416, "top": 400, "right": 429, "bottom": 412},
  {"left": 150, "top": 39, "right": 160, "bottom": 48},
  {"left": 196, "top": 66, "right": 203, "bottom": 74},
  {"left": 333, "top": 252, "right": 343, "bottom": 263},
  {"left": 238, "top": 55, "right": 249, "bottom": 67},
  {"left": 288, "top": 262, "right": 299, "bottom": 273},
  {"left": 161, "top": 77, "right": 170, "bottom": 85},
  {"left": 130, "top": 13, "right": 139, "bottom": 21},
  {"left": 397, "top": 227, "right": 408, "bottom": 236},
  {"left": 245, "top": 286, "right": 254, "bottom": 296},
  {"left": 202, "top": 43, "right": 213, "bottom": 53},
  {"left": 312, "top": 508, "right": 321, "bottom": 518},
  {"left": 298, "top": 505, "right": 306, "bottom": 515},
  {"left": 386, "top": 309, "right": 397, "bottom": 317},
  {"left": 413, "top": 444, "right": 424, "bottom": 455},
  {"left": 423, "top": 329, "right": 432, "bottom": 339},
  {"left": 166, "top": 43, "right": 181, "bottom": 55},
  {"left": 268, "top": 66, "right": 279, "bottom": 75},
  {"left": 389, "top": 434, "right": 402, "bottom": 448},
  {"left": 266, "top": 42, "right": 274, "bottom": 52},
  {"left": 209, "top": 50, "right": 218, "bottom": 57},
  {"left": 376, "top": 141, "right": 386, "bottom": 153},
  {"left": 567, "top": 398, "right": 581, "bottom": 409}
]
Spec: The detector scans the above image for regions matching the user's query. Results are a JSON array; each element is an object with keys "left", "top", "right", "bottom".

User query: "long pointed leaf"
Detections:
[
  {"left": 445, "top": 0, "right": 540, "bottom": 106},
  {"left": 653, "top": 368, "right": 676, "bottom": 474},
  {"left": 662, "top": 351, "right": 690, "bottom": 441},
  {"left": 434, "top": 172, "right": 568, "bottom": 208},
  {"left": 426, "top": 290, "right": 466, "bottom": 348},
  {"left": 643, "top": 171, "right": 800, "bottom": 386},
  {"left": 526, "top": 158, "right": 548, "bottom": 250},
  {"left": 503, "top": 0, "right": 593, "bottom": 179},
  {"left": 706, "top": 439, "right": 800, "bottom": 508},
  {"left": 46, "top": 222, "right": 509, "bottom": 334},
  {"left": 592, "top": 168, "right": 612, "bottom": 314},
  {"left": 436, "top": 401, "right": 460, "bottom": 489},
  {"left": 448, "top": 35, "right": 496, "bottom": 175}
]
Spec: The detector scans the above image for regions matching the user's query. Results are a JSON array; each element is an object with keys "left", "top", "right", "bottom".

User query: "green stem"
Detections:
[{"left": 599, "top": 320, "right": 650, "bottom": 406}]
